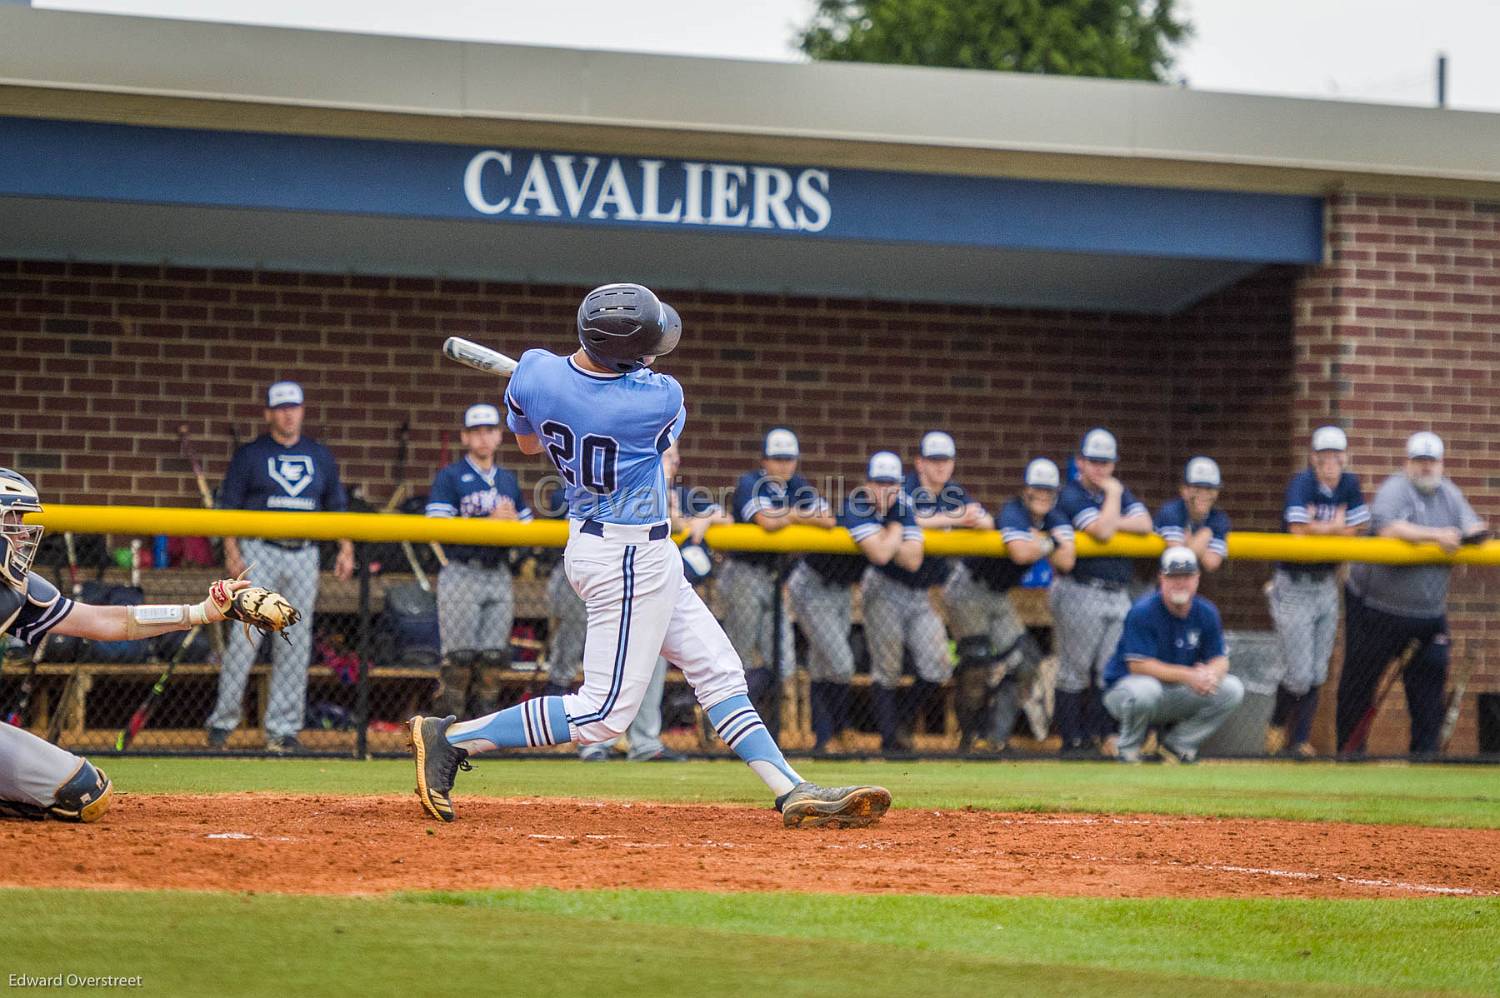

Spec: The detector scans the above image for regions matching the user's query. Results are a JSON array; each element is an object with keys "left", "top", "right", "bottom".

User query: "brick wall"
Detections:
[
  {"left": 0, "top": 258, "right": 1295, "bottom": 520},
  {"left": 1294, "top": 194, "right": 1500, "bottom": 755}
]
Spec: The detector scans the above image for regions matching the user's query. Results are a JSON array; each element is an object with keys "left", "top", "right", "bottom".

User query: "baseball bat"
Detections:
[
  {"left": 386, "top": 421, "right": 432, "bottom": 592},
  {"left": 179, "top": 426, "right": 228, "bottom": 661},
  {"left": 429, "top": 427, "right": 451, "bottom": 568},
  {"left": 1341, "top": 639, "right": 1419, "bottom": 755},
  {"left": 116, "top": 624, "right": 202, "bottom": 751},
  {"left": 1438, "top": 656, "right": 1474, "bottom": 752},
  {"left": 442, "top": 337, "right": 519, "bottom": 378}
]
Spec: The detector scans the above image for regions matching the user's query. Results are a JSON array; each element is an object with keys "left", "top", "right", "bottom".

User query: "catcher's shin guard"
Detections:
[
  {"left": 49, "top": 759, "right": 114, "bottom": 823},
  {"left": 434, "top": 651, "right": 477, "bottom": 719},
  {"left": 954, "top": 635, "right": 999, "bottom": 751}
]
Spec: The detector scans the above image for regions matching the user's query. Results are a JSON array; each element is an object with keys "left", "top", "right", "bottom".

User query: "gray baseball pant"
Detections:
[
  {"left": 718, "top": 558, "right": 794, "bottom": 678},
  {"left": 787, "top": 562, "right": 854, "bottom": 682},
  {"left": 208, "top": 539, "right": 318, "bottom": 740},
  {"left": 0, "top": 721, "right": 88, "bottom": 810},
  {"left": 1103, "top": 673, "right": 1246, "bottom": 760},
  {"left": 1049, "top": 575, "right": 1130, "bottom": 695},
  {"left": 861, "top": 568, "right": 952, "bottom": 687},
  {"left": 1268, "top": 571, "right": 1340, "bottom": 696},
  {"left": 437, "top": 560, "right": 514, "bottom": 655}
]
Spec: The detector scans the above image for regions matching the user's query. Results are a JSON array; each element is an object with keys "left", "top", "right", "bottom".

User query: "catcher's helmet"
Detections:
[
  {"left": 576, "top": 283, "right": 679, "bottom": 374},
  {"left": 0, "top": 468, "right": 44, "bottom": 592}
]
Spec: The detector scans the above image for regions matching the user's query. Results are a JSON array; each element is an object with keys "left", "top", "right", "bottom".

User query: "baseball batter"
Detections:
[
  {"left": 1, "top": 469, "right": 296, "bottom": 822},
  {"left": 425, "top": 402, "right": 532, "bottom": 718},
  {"left": 405, "top": 284, "right": 890, "bottom": 828}
]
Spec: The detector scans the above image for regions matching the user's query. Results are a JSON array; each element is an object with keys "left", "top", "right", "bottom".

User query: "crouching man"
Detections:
[
  {"left": 1, "top": 468, "right": 296, "bottom": 821},
  {"left": 1101, "top": 548, "right": 1244, "bottom": 764}
]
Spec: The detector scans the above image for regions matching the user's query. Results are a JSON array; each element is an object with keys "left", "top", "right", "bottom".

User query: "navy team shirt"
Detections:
[
  {"left": 1154, "top": 499, "right": 1232, "bottom": 562},
  {"left": 219, "top": 433, "right": 347, "bottom": 513},
  {"left": 1056, "top": 480, "right": 1147, "bottom": 586},
  {"left": 966, "top": 496, "right": 1073, "bottom": 592},
  {"left": 901, "top": 471, "right": 979, "bottom": 587},
  {"left": 426, "top": 456, "right": 533, "bottom": 568},
  {"left": 504, "top": 349, "right": 685, "bottom": 525},
  {"left": 729, "top": 470, "right": 825, "bottom": 570},
  {"left": 1103, "top": 591, "right": 1225, "bottom": 688},
  {"left": 1279, "top": 469, "right": 1368, "bottom": 574},
  {"left": 844, "top": 490, "right": 925, "bottom": 587}
]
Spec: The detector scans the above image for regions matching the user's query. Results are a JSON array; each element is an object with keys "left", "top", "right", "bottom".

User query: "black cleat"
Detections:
[
  {"left": 405, "top": 715, "right": 471, "bottom": 822},
  {"left": 775, "top": 782, "right": 891, "bottom": 829}
]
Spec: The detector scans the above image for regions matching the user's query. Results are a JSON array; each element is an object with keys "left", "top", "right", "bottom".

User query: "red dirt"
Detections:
[{"left": 3, "top": 794, "right": 1498, "bottom": 899}]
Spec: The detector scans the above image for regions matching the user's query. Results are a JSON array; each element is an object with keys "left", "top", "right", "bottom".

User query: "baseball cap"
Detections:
[
  {"left": 1406, "top": 431, "right": 1444, "bottom": 460},
  {"left": 1311, "top": 426, "right": 1348, "bottom": 452},
  {"left": 1184, "top": 456, "right": 1222, "bottom": 488},
  {"left": 920, "top": 431, "right": 956, "bottom": 460},
  {"left": 1160, "top": 547, "right": 1200, "bottom": 576},
  {"left": 764, "top": 428, "right": 799, "bottom": 459},
  {"left": 1080, "top": 428, "right": 1118, "bottom": 462},
  {"left": 867, "top": 451, "right": 903, "bottom": 484},
  {"left": 464, "top": 403, "right": 501, "bottom": 428},
  {"left": 266, "top": 381, "right": 304, "bottom": 408},
  {"left": 1024, "top": 458, "right": 1061, "bottom": 489}
]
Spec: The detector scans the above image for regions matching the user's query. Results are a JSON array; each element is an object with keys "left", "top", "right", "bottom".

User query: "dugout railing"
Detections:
[{"left": 5, "top": 505, "right": 1499, "bottom": 761}]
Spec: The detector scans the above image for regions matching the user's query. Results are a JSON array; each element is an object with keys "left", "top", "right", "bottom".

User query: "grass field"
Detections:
[{"left": 4, "top": 758, "right": 1499, "bottom": 996}]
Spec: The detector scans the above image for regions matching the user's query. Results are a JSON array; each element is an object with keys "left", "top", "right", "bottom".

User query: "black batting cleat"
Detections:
[
  {"left": 775, "top": 782, "right": 891, "bottom": 829},
  {"left": 405, "top": 715, "right": 471, "bottom": 822},
  {"left": 49, "top": 760, "right": 114, "bottom": 823}
]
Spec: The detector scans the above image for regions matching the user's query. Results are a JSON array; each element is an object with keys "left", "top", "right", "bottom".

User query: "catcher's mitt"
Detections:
[{"left": 225, "top": 586, "right": 303, "bottom": 643}]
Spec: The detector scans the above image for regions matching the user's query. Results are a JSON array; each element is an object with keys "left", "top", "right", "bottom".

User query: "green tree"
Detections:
[{"left": 795, "top": 0, "right": 1191, "bottom": 82}]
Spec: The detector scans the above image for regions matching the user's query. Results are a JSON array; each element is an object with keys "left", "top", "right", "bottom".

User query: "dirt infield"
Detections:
[{"left": 4, "top": 793, "right": 1498, "bottom": 899}]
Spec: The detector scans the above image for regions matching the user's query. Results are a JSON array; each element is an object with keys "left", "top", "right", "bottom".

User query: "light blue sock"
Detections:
[
  {"left": 445, "top": 696, "right": 571, "bottom": 754},
  {"left": 707, "top": 694, "right": 801, "bottom": 796}
]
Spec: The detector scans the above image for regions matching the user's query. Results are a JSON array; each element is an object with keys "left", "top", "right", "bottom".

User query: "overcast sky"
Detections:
[{"left": 37, "top": 0, "right": 1500, "bottom": 112}]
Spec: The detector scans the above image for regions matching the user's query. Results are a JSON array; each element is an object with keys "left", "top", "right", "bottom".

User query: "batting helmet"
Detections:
[
  {"left": 0, "top": 468, "right": 44, "bottom": 592},
  {"left": 577, "top": 283, "right": 679, "bottom": 374}
]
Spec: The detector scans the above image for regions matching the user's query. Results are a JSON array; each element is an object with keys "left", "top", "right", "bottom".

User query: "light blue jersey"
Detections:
[{"left": 504, "top": 350, "right": 686, "bottom": 525}]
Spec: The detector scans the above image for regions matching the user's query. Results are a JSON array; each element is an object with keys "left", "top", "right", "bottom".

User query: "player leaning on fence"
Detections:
[
  {"left": 425, "top": 402, "right": 532, "bottom": 720},
  {"left": 1050, "top": 428, "right": 1154, "bottom": 757},
  {"left": 1265, "top": 426, "right": 1367, "bottom": 759},
  {"left": 1337, "top": 432, "right": 1488, "bottom": 756},
  {"left": 0, "top": 469, "right": 298, "bottom": 822}
]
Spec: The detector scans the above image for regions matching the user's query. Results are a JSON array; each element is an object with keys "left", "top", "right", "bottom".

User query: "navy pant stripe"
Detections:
[{"left": 572, "top": 544, "right": 635, "bottom": 726}]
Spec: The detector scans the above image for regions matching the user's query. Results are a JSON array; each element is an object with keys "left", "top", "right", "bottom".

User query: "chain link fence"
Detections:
[{"left": 2, "top": 522, "right": 1493, "bottom": 759}]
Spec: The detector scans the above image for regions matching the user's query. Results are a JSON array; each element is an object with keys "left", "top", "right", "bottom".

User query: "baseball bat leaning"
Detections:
[
  {"left": 385, "top": 420, "right": 432, "bottom": 592},
  {"left": 442, "top": 337, "right": 518, "bottom": 378},
  {"left": 179, "top": 425, "right": 228, "bottom": 662},
  {"left": 1438, "top": 655, "right": 1474, "bottom": 752},
  {"left": 116, "top": 625, "right": 201, "bottom": 751},
  {"left": 1341, "top": 639, "right": 1420, "bottom": 755}
]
